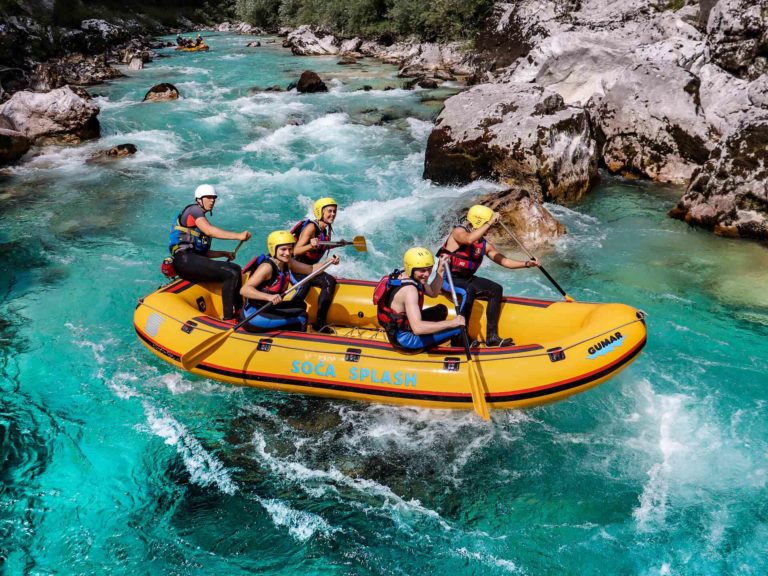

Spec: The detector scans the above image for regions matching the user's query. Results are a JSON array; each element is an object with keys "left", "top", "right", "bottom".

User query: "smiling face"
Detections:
[
  {"left": 274, "top": 244, "right": 294, "bottom": 263},
  {"left": 321, "top": 205, "right": 337, "bottom": 225},
  {"left": 411, "top": 266, "right": 433, "bottom": 285}
]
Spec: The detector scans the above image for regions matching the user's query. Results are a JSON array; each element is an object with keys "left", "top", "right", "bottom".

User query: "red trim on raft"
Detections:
[{"left": 134, "top": 321, "right": 645, "bottom": 403}]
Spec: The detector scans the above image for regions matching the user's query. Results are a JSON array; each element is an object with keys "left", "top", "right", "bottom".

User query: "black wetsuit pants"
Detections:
[
  {"left": 173, "top": 250, "right": 243, "bottom": 320},
  {"left": 448, "top": 275, "right": 503, "bottom": 338},
  {"left": 292, "top": 271, "right": 337, "bottom": 328}
]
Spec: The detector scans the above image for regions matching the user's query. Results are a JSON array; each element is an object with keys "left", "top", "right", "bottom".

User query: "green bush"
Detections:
[{"left": 235, "top": 0, "right": 493, "bottom": 40}]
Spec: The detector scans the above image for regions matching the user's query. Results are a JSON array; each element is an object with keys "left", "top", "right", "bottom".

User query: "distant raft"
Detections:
[
  {"left": 134, "top": 278, "right": 647, "bottom": 412},
  {"left": 174, "top": 44, "right": 209, "bottom": 52}
]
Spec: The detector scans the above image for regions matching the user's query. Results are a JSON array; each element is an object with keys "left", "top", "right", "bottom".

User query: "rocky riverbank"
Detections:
[
  {"left": 423, "top": 0, "right": 768, "bottom": 241},
  {"left": 276, "top": 1, "right": 768, "bottom": 243}
]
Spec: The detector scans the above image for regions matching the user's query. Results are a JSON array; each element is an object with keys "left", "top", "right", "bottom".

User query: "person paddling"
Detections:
[
  {"left": 169, "top": 184, "right": 251, "bottom": 322},
  {"left": 437, "top": 205, "right": 539, "bottom": 347},
  {"left": 375, "top": 247, "right": 465, "bottom": 351},
  {"left": 291, "top": 197, "right": 339, "bottom": 334},
  {"left": 240, "top": 230, "right": 340, "bottom": 333}
]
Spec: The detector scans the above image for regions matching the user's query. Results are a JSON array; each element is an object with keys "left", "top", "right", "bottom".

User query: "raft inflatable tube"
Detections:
[
  {"left": 174, "top": 44, "right": 209, "bottom": 52},
  {"left": 134, "top": 278, "right": 647, "bottom": 412}
]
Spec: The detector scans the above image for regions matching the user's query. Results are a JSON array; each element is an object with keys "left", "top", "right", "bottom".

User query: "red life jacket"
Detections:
[
  {"left": 374, "top": 271, "right": 424, "bottom": 336},
  {"left": 437, "top": 225, "right": 486, "bottom": 278},
  {"left": 291, "top": 219, "right": 332, "bottom": 264},
  {"left": 244, "top": 255, "right": 289, "bottom": 305}
]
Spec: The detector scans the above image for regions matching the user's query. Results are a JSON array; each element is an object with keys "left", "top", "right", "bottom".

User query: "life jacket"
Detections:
[
  {"left": 436, "top": 225, "right": 486, "bottom": 278},
  {"left": 290, "top": 218, "right": 331, "bottom": 264},
  {"left": 168, "top": 204, "right": 211, "bottom": 255},
  {"left": 243, "top": 254, "right": 292, "bottom": 304},
  {"left": 374, "top": 270, "right": 423, "bottom": 336}
]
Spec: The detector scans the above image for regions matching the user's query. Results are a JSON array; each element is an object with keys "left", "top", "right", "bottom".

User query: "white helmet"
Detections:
[{"left": 194, "top": 184, "right": 217, "bottom": 199}]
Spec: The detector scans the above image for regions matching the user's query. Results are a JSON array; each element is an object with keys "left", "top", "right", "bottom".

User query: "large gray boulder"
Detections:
[
  {"left": 705, "top": 0, "right": 768, "bottom": 80},
  {"left": 423, "top": 84, "right": 598, "bottom": 203},
  {"left": 670, "top": 112, "right": 768, "bottom": 239},
  {"left": 587, "top": 62, "right": 713, "bottom": 184},
  {"left": 283, "top": 26, "right": 340, "bottom": 55},
  {"left": 0, "top": 86, "right": 100, "bottom": 143}
]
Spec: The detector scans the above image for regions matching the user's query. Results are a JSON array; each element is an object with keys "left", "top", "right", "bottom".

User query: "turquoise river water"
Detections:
[{"left": 1, "top": 32, "right": 767, "bottom": 575}]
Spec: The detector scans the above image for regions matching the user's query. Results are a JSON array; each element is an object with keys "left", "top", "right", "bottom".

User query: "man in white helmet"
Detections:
[
  {"left": 168, "top": 184, "right": 251, "bottom": 322},
  {"left": 437, "top": 205, "right": 539, "bottom": 347}
]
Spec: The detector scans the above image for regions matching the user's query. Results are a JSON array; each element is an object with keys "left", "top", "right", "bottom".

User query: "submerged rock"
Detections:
[
  {"left": 669, "top": 113, "right": 768, "bottom": 240},
  {"left": 0, "top": 86, "right": 100, "bottom": 143},
  {"left": 296, "top": 71, "right": 327, "bottom": 93},
  {"left": 87, "top": 143, "right": 137, "bottom": 162},
  {"left": 143, "top": 83, "right": 179, "bottom": 102},
  {"left": 423, "top": 83, "right": 598, "bottom": 203}
]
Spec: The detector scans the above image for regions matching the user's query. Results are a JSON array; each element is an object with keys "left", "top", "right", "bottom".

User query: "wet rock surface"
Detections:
[
  {"left": 670, "top": 112, "right": 768, "bottom": 240},
  {"left": 477, "top": 187, "right": 567, "bottom": 250},
  {"left": 87, "top": 143, "right": 138, "bottom": 162},
  {"left": 143, "top": 83, "right": 180, "bottom": 102},
  {"left": 295, "top": 71, "right": 327, "bottom": 93},
  {"left": 0, "top": 126, "right": 30, "bottom": 164}
]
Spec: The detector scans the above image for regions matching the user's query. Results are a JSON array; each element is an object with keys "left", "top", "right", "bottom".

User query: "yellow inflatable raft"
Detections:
[
  {"left": 174, "top": 44, "right": 209, "bottom": 52},
  {"left": 134, "top": 278, "right": 646, "bottom": 412}
]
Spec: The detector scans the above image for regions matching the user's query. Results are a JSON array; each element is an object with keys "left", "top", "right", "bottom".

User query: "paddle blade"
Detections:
[
  {"left": 180, "top": 327, "right": 235, "bottom": 371},
  {"left": 468, "top": 361, "right": 490, "bottom": 421},
  {"left": 351, "top": 235, "right": 367, "bottom": 252}
]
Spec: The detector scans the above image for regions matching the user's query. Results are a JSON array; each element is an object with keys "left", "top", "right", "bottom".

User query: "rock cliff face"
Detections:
[
  {"left": 670, "top": 112, "right": 768, "bottom": 239},
  {"left": 420, "top": 0, "right": 768, "bottom": 241},
  {"left": 423, "top": 84, "right": 598, "bottom": 204}
]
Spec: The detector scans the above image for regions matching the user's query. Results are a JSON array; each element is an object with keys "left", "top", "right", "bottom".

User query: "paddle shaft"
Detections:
[
  {"left": 443, "top": 265, "right": 490, "bottom": 420},
  {"left": 496, "top": 221, "right": 572, "bottom": 301},
  {"left": 443, "top": 266, "right": 472, "bottom": 363}
]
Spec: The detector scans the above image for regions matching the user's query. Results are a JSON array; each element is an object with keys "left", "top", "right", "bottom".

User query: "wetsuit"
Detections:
[{"left": 170, "top": 204, "right": 242, "bottom": 320}]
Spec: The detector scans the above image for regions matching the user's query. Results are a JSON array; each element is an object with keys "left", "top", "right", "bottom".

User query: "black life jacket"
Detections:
[
  {"left": 374, "top": 270, "right": 424, "bottom": 336},
  {"left": 436, "top": 225, "right": 486, "bottom": 278},
  {"left": 243, "top": 255, "right": 290, "bottom": 305},
  {"left": 291, "top": 218, "right": 331, "bottom": 264}
]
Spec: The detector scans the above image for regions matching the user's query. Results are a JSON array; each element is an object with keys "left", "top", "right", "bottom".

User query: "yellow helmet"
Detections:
[
  {"left": 403, "top": 246, "right": 435, "bottom": 277},
  {"left": 313, "top": 197, "right": 338, "bottom": 221},
  {"left": 467, "top": 204, "right": 494, "bottom": 229},
  {"left": 267, "top": 230, "right": 296, "bottom": 257}
]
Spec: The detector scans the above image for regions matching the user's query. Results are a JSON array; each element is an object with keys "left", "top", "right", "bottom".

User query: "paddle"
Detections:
[
  {"left": 226, "top": 238, "right": 246, "bottom": 261},
  {"left": 180, "top": 259, "right": 335, "bottom": 371},
  {"left": 496, "top": 220, "right": 574, "bottom": 303},
  {"left": 443, "top": 265, "right": 490, "bottom": 421},
  {"left": 316, "top": 235, "right": 367, "bottom": 252}
]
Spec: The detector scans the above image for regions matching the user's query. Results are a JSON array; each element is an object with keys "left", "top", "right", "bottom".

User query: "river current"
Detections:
[{"left": 1, "top": 32, "right": 767, "bottom": 575}]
